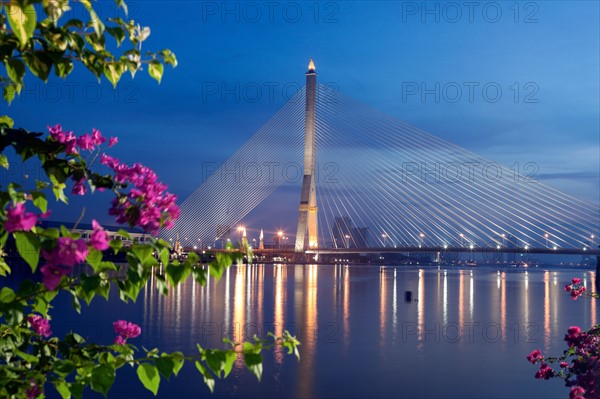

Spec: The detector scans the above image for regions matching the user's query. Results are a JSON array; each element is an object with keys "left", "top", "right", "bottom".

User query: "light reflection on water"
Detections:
[{"left": 46, "top": 264, "right": 599, "bottom": 399}]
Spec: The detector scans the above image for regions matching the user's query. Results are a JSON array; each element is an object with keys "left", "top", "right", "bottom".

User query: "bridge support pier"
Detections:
[{"left": 295, "top": 59, "right": 318, "bottom": 252}]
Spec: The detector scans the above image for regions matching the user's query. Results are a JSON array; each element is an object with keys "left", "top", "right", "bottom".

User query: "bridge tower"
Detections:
[{"left": 295, "top": 59, "right": 319, "bottom": 252}]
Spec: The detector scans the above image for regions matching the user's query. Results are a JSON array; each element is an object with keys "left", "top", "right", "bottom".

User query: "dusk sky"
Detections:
[{"left": 3, "top": 1, "right": 599, "bottom": 232}]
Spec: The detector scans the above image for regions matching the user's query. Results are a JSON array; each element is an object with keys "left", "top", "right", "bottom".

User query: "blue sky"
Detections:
[{"left": 3, "top": 1, "right": 599, "bottom": 229}]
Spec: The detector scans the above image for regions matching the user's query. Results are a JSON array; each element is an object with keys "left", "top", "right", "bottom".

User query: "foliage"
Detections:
[
  {"left": 527, "top": 278, "right": 599, "bottom": 399},
  {"left": 0, "top": 1, "right": 300, "bottom": 398}
]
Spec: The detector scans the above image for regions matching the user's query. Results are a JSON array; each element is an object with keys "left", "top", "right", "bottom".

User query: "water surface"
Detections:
[{"left": 47, "top": 264, "right": 599, "bottom": 398}]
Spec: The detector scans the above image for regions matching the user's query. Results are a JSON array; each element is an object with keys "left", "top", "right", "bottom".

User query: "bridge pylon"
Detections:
[{"left": 295, "top": 59, "right": 318, "bottom": 252}]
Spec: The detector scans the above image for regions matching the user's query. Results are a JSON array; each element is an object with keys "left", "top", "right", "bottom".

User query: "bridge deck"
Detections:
[{"left": 303, "top": 246, "right": 599, "bottom": 256}]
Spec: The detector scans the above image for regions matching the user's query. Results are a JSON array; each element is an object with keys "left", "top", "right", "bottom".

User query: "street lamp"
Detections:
[
  {"left": 500, "top": 233, "right": 505, "bottom": 246},
  {"left": 277, "top": 231, "right": 283, "bottom": 249},
  {"left": 591, "top": 235, "right": 596, "bottom": 247},
  {"left": 459, "top": 233, "right": 464, "bottom": 247},
  {"left": 419, "top": 233, "right": 425, "bottom": 247},
  {"left": 382, "top": 233, "right": 387, "bottom": 247},
  {"left": 544, "top": 233, "right": 549, "bottom": 248},
  {"left": 344, "top": 234, "right": 350, "bottom": 249}
]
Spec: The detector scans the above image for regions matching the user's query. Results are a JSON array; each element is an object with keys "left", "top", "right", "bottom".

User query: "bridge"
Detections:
[{"left": 163, "top": 59, "right": 599, "bottom": 265}]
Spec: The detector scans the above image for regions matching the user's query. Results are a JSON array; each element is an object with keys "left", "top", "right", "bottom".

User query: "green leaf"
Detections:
[
  {"left": 0, "top": 154, "right": 9, "bottom": 169},
  {"left": 192, "top": 267, "right": 207, "bottom": 286},
  {"left": 0, "top": 258, "right": 12, "bottom": 277},
  {"left": 3, "top": 84, "right": 17, "bottom": 104},
  {"left": 160, "top": 49, "right": 178, "bottom": 68},
  {"left": 117, "top": 229, "right": 131, "bottom": 239},
  {"left": 137, "top": 363, "right": 160, "bottom": 395},
  {"left": 31, "top": 191, "right": 47, "bottom": 213},
  {"left": 54, "top": 58, "right": 74, "bottom": 78},
  {"left": 223, "top": 351, "right": 236, "bottom": 378},
  {"left": 132, "top": 244, "right": 153, "bottom": 265},
  {"left": 244, "top": 353, "right": 263, "bottom": 381},
  {"left": 159, "top": 247, "right": 169, "bottom": 266},
  {"left": 5, "top": 59, "right": 26, "bottom": 85},
  {"left": 165, "top": 353, "right": 181, "bottom": 377},
  {"left": 91, "top": 364, "right": 116, "bottom": 397},
  {"left": 195, "top": 361, "right": 215, "bottom": 393},
  {"left": 51, "top": 178, "right": 68, "bottom": 203},
  {"left": 106, "top": 26, "right": 126, "bottom": 46},
  {"left": 69, "top": 289, "right": 81, "bottom": 313},
  {"left": 88, "top": 8, "right": 105, "bottom": 37},
  {"left": 70, "top": 382, "right": 84, "bottom": 399},
  {"left": 0, "top": 287, "right": 16, "bottom": 303},
  {"left": 76, "top": 274, "right": 100, "bottom": 305},
  {"left": 103, "top": 62, "right": 123, "bottom": 87},
  {"left": 97, "top": 261, "right": 117, "bottom": 272},
  {"left": 6, "top": 4, "right": 36, "bottom": 48},
  {"left": 155, "top": 355, "right": 175, "bottom": 379},
  {"left": 54, "top": 380, "right": 71, "bottom": 399},
  {"left": 166, "top": 263, "right": 191, "bottom": 286},
  {"left": 204, "top": 349, "right": 225, "bottom": 377},
  {"left": 87, "top": 248, "right": 102, "bottom": 271},
  {"left": 96, "top": 279, "right": 111, "bottom": 300},
  {"left": 0, "top": 115, "right": 15, "bottom": 128},
  {"left": 54, "top": 360, "right": 76, "bottom": 377},
  {"left": 109, "top": 239, "right": 123, "bottom": 253},
  {"left": 16, "top": 350, "right": 39, "bottom": 364},
  {"left": 148, "top": 61, "right": 164, "bottom": 84},
  {"left": 13, "top": 231, "right": 41, "bottom": 272},
  {"left": 24, "top": 51, "right": 53, "bottom": 82},
  {"left": 155, "top": 274, "right": 168, "bottom": 295}
]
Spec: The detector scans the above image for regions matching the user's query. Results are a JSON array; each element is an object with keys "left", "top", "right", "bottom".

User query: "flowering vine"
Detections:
[{"left": 527, "top": 278, "right": 599, "bottom": 399}]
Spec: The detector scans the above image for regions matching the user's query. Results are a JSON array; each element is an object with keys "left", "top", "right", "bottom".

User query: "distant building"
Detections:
[
  {"left": 351, "top": 227, "right": 369, "bottom": 248},
  {"left": 333, "top": 216, "right": 352, "bottom": 248}
]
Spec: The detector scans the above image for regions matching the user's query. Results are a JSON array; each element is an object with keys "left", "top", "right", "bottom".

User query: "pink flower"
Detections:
[
  {"left": 565, "top": 326, "right": 584, "bottom": 348},
  {"left": 114, "top": 335, "right": 127, "bottom": 345},
  {"left": 76, "top": 134, "right": 95, "bottom": 150},
  {"left": 42, "top": 237, "right": 89, "bottom": 267},
  {"left": 569, "top": 387, "right": 585, "bottom": 399},
  {"left": 560, "top": 361, "right": 569, "bottom": 368},
  {"left": 89, "top": 220, "right": 109, "bottom": 251},
  {"left": 91, "top": 128, "right": 106, "bottom": 145},
  {"left": 27, "top": 315, "right": 52, "bottom": 337},
  {"left": 100, "top": 153, "right": 119, "bottom": 169},
  {"left": 5, "top": 203, "right": 37, "bottom": 232},
  {"left": 535, "top": 363, "right": 554, "bottom": 380},
  {"left": 113, "top": 320, "right": 141, "bottom": 344},
  {"left": 40, "top": 264, "right": 70, "bottom": 291},
  {"left": 527, "top": 349, "right": 543, "bottom": 364},
  {"left": 565, "top": 278, "right": 587, "bottom": 300},
  {"left": 48, "top": 125, "right": 78, "bottom": 155},
  {"left": 113, "top": 320, "right": 141, "bottom": 338},
  {"left": 25, "top": 379, "right": 42, "bottom": 399},
  {"left": 108, "top": 136, "right": 118, "bottom": 147},
  {"left": 105, "top": 160, "right": 179, "bottom": 234},
  {"left": 72, "top": 178, "right": 87, "bottom": 196}
]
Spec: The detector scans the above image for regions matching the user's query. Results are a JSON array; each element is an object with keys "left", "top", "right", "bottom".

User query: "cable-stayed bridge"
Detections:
[{"left": 163, "top": 61, "right": 599, "bottom": 260}]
